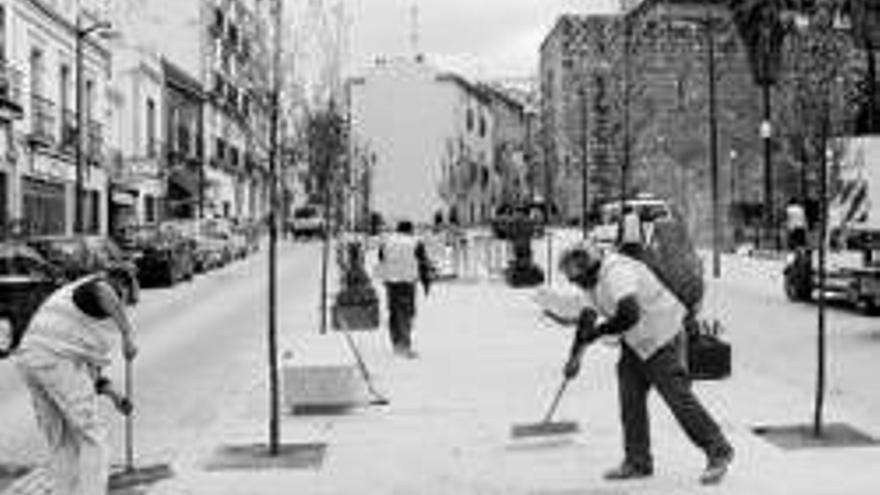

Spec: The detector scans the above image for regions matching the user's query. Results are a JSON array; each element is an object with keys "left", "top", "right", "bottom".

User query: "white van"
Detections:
[{"left": 588, "top": 196, "right": 672, "bottom": 248}]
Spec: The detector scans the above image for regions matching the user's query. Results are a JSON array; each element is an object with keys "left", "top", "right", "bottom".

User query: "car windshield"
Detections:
[
  {"left": 294, "top": 207, "right": 318, "bottom": 219},
  {"left": 601, "top": 201, "right": 670, "bottom": 224}
]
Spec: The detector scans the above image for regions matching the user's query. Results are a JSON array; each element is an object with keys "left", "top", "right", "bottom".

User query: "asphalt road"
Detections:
[{"left": 0, "top": 240, "right": 324, "bottom": 469}]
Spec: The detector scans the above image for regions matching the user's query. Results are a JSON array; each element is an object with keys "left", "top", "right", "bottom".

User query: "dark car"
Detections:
[
  {"left": 27, "top": 235, "right": 140, "bottom": 305},
  {"left": 120, "top": 224, "right": 195, "bottom": 286},
  {"left": 0, "top": 242, "right": 64, "bottom": 355},
  {"left": 490, "top": 203, "right": 546, "bottom": 240}
]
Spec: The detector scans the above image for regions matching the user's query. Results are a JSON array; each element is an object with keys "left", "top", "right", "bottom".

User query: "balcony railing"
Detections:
[
  {"left": 0, "top": 63, "right": 23, "bottom": 119},
  {"left": 29, "top": 95, "right": 56, "bottom": 146}
]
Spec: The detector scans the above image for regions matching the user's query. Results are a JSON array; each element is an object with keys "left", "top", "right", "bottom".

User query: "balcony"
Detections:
[
  {"left": 0, "top": 63, "right": 23, "bottom": 120},
  {"left": 29, "top": 95, "right": 56, "bottom": 147}
]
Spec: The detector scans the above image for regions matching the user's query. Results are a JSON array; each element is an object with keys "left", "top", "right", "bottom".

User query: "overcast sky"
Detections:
[{"left": 346, "top": 0, "right": 621, "bottom": 79}]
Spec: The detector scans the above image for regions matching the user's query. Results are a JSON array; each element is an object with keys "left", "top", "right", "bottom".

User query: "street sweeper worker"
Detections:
[
  {"left": 376, "top": 220, "right": 433, "bottom": 358},
  {"left": 558, "top": 242, "right": 733, "bottom": 486},
  {"left": 14, "top": 273, "right": 137, "bottom": 495}
]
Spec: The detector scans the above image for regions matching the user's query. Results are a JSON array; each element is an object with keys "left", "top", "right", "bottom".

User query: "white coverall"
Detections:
[{"left": 15, "top": 275, "right": 117, "bottom": 495}]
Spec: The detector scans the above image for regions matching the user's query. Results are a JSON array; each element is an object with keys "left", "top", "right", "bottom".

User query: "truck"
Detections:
[{"left": 783, "top": 135, "right": 880, "bottom": 313}]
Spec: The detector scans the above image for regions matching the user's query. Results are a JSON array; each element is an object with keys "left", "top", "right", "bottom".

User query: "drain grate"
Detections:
[
  {"left": 753, "top": 422, "right": 880, "bottom": 450},
  {"left": 204, "top": 443, "right": 327, "bottom": 471}
]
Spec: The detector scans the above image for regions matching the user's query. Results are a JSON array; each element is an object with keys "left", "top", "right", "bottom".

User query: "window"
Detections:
[
  {"left": 146, "top": 98, "right": 156, "bottom": 157},
  {"left": 30, "top": 48, "right": 44, "bottom": 96},
  {"left": 466, "top": 108, "right": 474, "bottom": 131},
  {"left": 59, "top": 65, "right": 71, "bottom": 143},
  {"left": 478, "top": 115, "right": 486, "bottom": 137},
  {"left": 144, "top": 195, "right": 157, "bottom": 223},
  {"left": 85, "top": 80, "right": 94, "bottom": 122}
]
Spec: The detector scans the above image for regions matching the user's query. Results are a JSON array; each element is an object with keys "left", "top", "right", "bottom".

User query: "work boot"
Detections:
[
  {"left": 603, "top": 462, "right": 653, "bottom": 481},
  {"left": 700, "top": 448, "right": 734, "bottom": 485}
]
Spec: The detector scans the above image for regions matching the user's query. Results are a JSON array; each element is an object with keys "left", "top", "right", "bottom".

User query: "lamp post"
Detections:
[{"left": 74, "top": 17, "right": 112, "bottom": 234}]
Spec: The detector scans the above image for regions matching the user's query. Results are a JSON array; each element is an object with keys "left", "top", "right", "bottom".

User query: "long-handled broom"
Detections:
[
  {"left": 108, "top": 357, "right": 174, "bottom": 491},
  {"left": 510, "top": 375, "right": 579, "bottom": 438},
  {"left": 339, "top": 329, "right": 390, "bottom": 406}
]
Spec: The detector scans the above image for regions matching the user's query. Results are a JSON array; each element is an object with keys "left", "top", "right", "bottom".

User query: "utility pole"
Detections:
[{"left": 581, "top": 85, "right": 589, "bottom": 240}]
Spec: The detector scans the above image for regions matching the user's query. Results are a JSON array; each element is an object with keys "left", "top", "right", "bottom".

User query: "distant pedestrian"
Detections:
[
  {"left": 785, "top": 200, "right": 808, "bottom": 250},
  {"left": 14, "top": 274, "right": 137, "bottom": 495},
  {"left": 559, "top": 242, "right": 733, "bottom": 485},
  {"left": 376, "top": 220, "right": 433, "bottom": 358},
  {"left": 617, "top": 205, "right": 645, "bottom": 258}
]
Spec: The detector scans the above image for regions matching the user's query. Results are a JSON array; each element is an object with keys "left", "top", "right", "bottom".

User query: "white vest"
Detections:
[{"left": 378, "top": 234, "right": 419, "bottom": 283}]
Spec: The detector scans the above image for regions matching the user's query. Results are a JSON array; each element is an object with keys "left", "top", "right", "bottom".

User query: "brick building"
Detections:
[{"left": 541, "top": 0, "right": 880, "bottom": 247}]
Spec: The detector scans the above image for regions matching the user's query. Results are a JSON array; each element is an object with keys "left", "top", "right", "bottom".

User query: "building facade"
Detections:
[
  {"left": 106, "top": 46, "right": 165, "bottom": 233},
  {"left": 540, "top": 14, "right": 621, "bottom": 226},
  {"left": 349, "top": 57, "right": 497, "bottom": 226},
  {"left": 1, "top": 0, "right": 112, "bottom": 237},
  {"left": 137, "top": 0, "right": 273, "bottom": 224},
  {"left": 163, "top": 58, "right": 205, "bottom": 220},
  {"left": 542, "top": 0, "right": 880, "bottom": 246}
]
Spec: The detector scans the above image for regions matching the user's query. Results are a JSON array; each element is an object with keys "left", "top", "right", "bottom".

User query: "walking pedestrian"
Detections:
[
  {"left": 559, "top": 242, "right": 733, "bottom": 485},
  {"left": 14, "top": 274, "right": 138, "bottom": 495},
  {"left": 376, "top": 220, "right": 432, "bottom": 358}
]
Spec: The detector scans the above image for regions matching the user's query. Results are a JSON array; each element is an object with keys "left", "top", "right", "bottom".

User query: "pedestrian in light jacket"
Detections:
[
  {"left": 559, "top": 242, "right": 733, "bottom": 486},
  {"left": 14, "top": 274, "right": 137, "bottom": 495},
  {"left": 376, "top": 220, "right": 432, "bottom": 358}
]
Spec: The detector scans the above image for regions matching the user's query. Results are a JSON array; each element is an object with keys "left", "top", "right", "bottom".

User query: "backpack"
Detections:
[{"left": 637, "top": 215, "right": 705, "bottom": 311}]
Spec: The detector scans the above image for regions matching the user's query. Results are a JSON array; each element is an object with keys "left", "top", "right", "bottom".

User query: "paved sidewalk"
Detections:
[{"left": 145, "top": 258, "right": 880, "bottom": 494}]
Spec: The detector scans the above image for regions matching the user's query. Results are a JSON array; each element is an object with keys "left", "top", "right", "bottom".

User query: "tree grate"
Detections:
[{"left": 753, "top": 422, "right": 880, "bottom": 450}]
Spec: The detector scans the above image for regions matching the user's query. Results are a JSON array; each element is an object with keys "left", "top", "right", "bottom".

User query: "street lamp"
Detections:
[{"left": 74, "top": 17, "right": 114, "bottom": 234}]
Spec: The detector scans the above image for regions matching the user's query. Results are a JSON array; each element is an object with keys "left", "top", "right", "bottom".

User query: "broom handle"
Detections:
[
  {"left": 542, "top": 378, "right": 570, "bottom": 423},
  {"left": 124, "top": 356, "right": 134, "bottom": 472}
]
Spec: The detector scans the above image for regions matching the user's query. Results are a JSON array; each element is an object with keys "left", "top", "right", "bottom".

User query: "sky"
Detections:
[{"left": 346, "top": 0, "right": 621, "bottom": 80}]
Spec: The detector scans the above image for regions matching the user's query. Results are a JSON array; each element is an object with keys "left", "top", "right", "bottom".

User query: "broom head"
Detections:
[{"left": 510, "top": 420, "right": 579, "bottom": 438}]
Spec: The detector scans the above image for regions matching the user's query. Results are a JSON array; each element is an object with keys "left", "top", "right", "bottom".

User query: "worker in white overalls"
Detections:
[{"left": 14, "top": 274, "right": 137, "bottom": 495}]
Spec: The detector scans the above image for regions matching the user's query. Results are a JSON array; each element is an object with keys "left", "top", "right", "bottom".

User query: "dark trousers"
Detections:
[
  {"left": 385, "top": 282, "right": 416, "bottom": 350},
  {"left": 617, "top": 338, "right": 731, "bottom": 469}
]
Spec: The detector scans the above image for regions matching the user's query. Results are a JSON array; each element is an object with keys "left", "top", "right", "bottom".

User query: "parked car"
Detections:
[
  {"left": 288, "top": 205, "right": 326, "bottom": 240},
  {"left": 0, "top": 242, "right": 64, "bottom": 355},
  {"left": 490, "top": 203, "right": 546, "bottom": 240},
  {"left": 27, "top": 235, "right": 140, "bottom": 305},
  {"left": 163, "top": 219, "right": 226, "bottom": 272},
  {"left": 119, "top": 224, "right": 195, "bottom": 286}
]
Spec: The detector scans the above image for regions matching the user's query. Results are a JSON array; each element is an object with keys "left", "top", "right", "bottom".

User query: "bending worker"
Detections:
[{"left": 559, "top": 242, "right": 733, "bottom": 485}]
